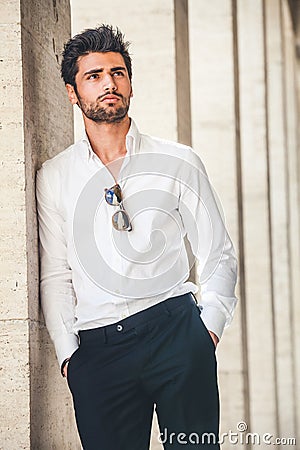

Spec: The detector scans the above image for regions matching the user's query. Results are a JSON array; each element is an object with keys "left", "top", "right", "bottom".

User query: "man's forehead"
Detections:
[{"left": 77, "top": 52, "right": 126, "bottom": 71}]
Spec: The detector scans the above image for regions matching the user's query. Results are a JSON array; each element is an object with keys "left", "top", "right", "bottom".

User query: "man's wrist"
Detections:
[{"left": 61, "top": 357, "right": 70, "bottom": 377}]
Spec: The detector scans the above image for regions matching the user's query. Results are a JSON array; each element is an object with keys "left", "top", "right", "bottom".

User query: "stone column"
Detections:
[
  {"left": 264, "top": 0, "right": 297, "bottom": 441},
  {"left": 0, "top": 0, "right": 80, "bottom": 448},
  {"left": 293, "top": 0, "right": 300, "bottom": 442},
  {"left": 189, "top": 1, "right": 246, "bottom": 448},
  {"left": 235, "top": 0, "right": 278, "bottom": 437},
  {"left": 280, "top": 0, "right": 300, "bottom": 444},
  {"left": 0, "top": 2, "right": 30, "bottom": 447}
]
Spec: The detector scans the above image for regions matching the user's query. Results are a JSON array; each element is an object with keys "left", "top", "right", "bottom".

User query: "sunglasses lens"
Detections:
[
  {"left": 112, "top": 210, "right": 132, "bottom": 231},
  {"left": 105, "top": 184, "right": 132, "bottom": 231},
  {"left": 105, "top": 185, "right": 122, "bottom": 206}
]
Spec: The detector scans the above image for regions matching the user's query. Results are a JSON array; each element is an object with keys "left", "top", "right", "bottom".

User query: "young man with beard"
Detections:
[{"left": 36, "top": 25, "right": 238, "bottom": 449}]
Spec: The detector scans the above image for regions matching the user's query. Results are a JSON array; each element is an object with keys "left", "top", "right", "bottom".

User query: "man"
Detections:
[{"left": 36, "top": 25, "right": 238, "bottom": 449}]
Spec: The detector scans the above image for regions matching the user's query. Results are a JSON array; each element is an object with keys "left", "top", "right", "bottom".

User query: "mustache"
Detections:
[{"left": 97, "top": 92, "right": 123, "bottom": 101}]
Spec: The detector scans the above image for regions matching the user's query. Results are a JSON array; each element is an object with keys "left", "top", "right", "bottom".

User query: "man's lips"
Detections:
[{"left": 100, "top": 94, "right": 121, "bottom": 103}]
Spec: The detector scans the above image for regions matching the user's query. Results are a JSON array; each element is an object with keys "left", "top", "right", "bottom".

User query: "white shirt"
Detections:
[{"left": 36, "top": 119, "right": 238, "bottom": 366}]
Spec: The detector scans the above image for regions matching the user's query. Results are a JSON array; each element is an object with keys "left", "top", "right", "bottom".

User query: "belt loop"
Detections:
[
  {"left": 190, "top": 292, "right": 203, "bottom": 314},
  {"left": 103, "top": 327, "right": 107, "bottom": 344}
]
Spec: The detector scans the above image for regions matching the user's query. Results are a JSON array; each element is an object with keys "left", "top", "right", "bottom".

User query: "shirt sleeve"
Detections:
[
  {"left": 178, "top": 149, "right": 238, "bottom": 339},
  {"left": 36, "top": 165, "right": 79, "bottom": 367}
]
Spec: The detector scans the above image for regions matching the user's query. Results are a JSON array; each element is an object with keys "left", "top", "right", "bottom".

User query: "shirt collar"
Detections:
[{"left": 80, "top": 118, "right": 141, "bottom": 163}]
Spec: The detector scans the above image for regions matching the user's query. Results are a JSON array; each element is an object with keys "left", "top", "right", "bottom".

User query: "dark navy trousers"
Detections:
[{"left": 67, "top": 293, "right": 220, "bottom": 449}]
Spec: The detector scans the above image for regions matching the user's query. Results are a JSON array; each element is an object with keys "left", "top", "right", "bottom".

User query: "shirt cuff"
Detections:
[
  {"left": 200, "top": 306, "right": 227, "bottom": 341},
  {"left": 54, "top": 333, "right": 79, "bottom": 368}
]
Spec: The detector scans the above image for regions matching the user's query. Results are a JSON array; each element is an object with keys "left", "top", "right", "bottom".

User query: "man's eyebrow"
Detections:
[
  {"left": 83, "top": 66, "right": 126, "bottom": 77},
  {"left": 110, "top": 66, "right": 126, "bottom": 72},
  {"left": 83, "top": 68, "right": 103, "bottom": 76}
]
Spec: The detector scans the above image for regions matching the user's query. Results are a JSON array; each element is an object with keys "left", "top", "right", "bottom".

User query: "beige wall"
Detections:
[{"left": 0, "top": 0, "right": 80, "bottom": 448}]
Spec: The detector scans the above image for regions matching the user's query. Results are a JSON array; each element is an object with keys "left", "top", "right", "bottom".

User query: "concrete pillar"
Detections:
[
  {"left": 0, "top": 3, "right": 29, "bottom": 447},
  {"left": 174, "top": 0, "right": 192, "bottom": 146},
  {"left": 264, "top": 0, "right": 297, "bottom": 441},
  {"left": 293, "top": 0, "right": 300, "bottom": 441},
  {"left": 281, "top": 0, "right": 300, "bottom": 444},
  {"left": 235, "top": 0, "right": 278, "bottom": 437},
  {"left": 189, "top": 2, "right": 246, "bottom": 448},
  {"left": 0, "top": 0, "right": 80, "bottom": 448}
]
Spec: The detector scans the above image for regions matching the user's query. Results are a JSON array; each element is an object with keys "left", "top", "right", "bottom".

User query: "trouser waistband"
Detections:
[{"left": 78, "top": 292, "right": 197, "bottom": 344}]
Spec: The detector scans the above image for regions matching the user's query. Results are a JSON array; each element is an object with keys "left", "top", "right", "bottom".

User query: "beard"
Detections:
[{"left": 76, "top": 92, "right": 130, "bottom": 124}]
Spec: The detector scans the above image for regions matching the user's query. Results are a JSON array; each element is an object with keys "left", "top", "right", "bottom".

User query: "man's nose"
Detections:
[{"left": 103, "top": 73, "right": 117, "bottom": 91}]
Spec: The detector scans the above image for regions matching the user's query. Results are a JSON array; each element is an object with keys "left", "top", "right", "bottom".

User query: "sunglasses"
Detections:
[{"left": 104, "top": 184, "right": 132, "bottom": 232}]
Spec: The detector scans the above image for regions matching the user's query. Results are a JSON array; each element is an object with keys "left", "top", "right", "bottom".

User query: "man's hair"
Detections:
[{"left": 61, "top": 24, "right": 132, "bottom": 86}]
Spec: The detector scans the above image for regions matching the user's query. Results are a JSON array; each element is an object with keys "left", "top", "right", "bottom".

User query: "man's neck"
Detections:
[{"left": 84, "top": 116, "right": 131, "bottom": 165}]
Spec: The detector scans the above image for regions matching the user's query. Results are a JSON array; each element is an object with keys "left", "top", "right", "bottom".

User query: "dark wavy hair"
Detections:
[{"left": 61, "top": 24, "right": 132, "bottom": 86}]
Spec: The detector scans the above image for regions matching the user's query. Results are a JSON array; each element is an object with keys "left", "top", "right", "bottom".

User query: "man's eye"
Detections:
[
  {"left": 88, "top": 74, "right": 99, "bottom": 80},
  {"left": 113, "top": 71, "right": 124, "bottom": 77}
]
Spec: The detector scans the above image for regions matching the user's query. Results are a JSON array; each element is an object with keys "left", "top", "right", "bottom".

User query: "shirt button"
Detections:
[
  {"left": 117, "top": 324, "right": 123, "bottom": 332},
  {"left": 121, "top": 314, "right": 127, "bottom": 319}
]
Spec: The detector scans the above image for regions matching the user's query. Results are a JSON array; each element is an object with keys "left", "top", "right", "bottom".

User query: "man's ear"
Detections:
[
  {"left": 130, "top": 87, "right": 133, "bottom": 98},
  {"left": 66, "top": 84, "right": 78, "bottom": 105}
]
